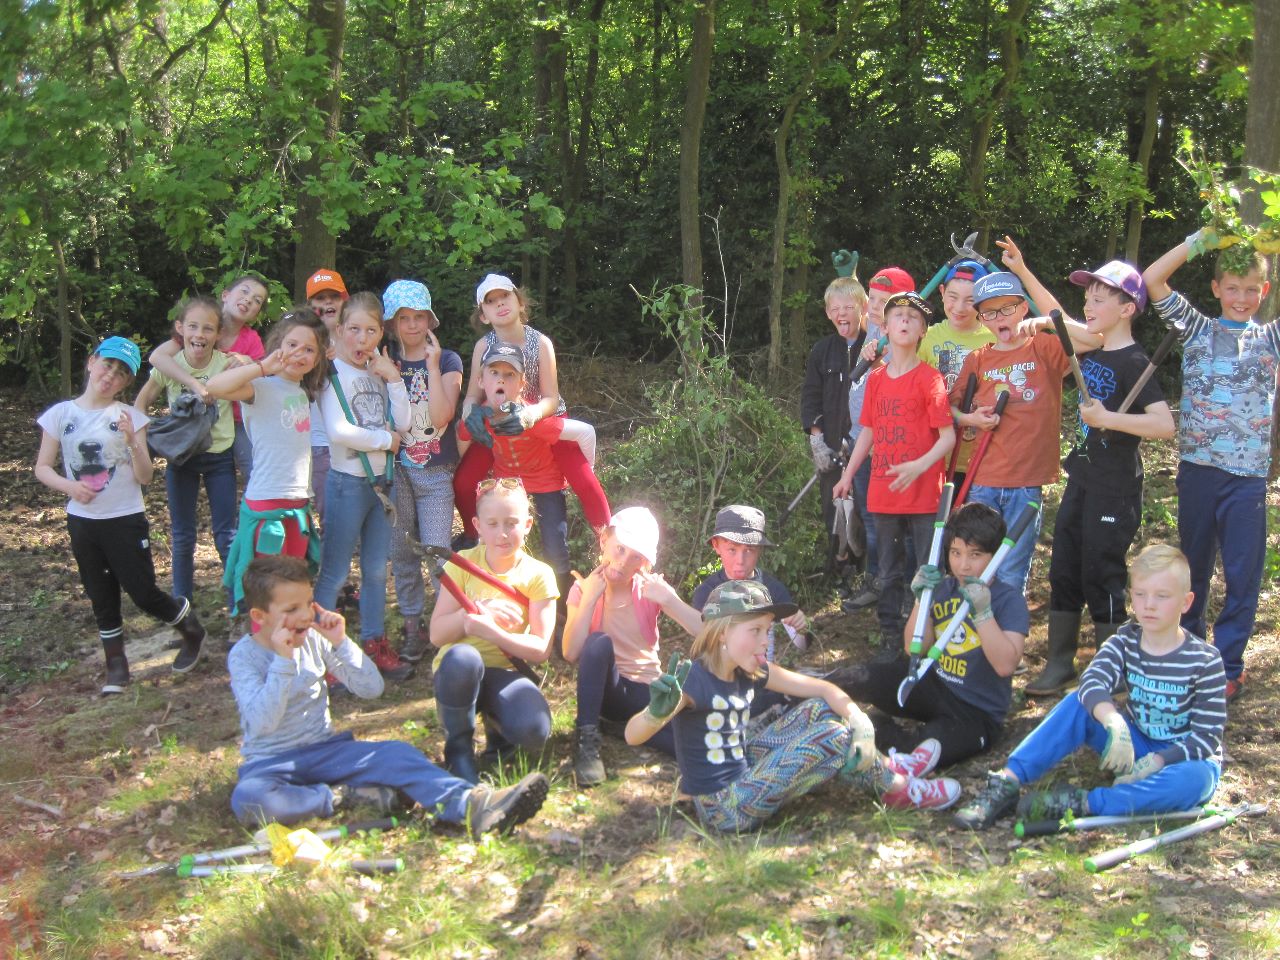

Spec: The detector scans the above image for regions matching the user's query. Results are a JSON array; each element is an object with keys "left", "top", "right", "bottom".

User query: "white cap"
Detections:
[
  {"left": 609, "top": 507, "right": 659, "bottom": 566},
  {"left": 475, "top": 273, "right": 517, "bottom": 305}
]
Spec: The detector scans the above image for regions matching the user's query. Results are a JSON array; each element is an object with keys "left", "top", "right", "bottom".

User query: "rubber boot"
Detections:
[
  {"left": 552, "top": 571, "right": 573, "bottom": 660},
  {"left": 573, "top": 724, "right": 606, "bottom": 786},
  {"left": 101, "top": 633, "right": 130, "bottom": 696},
  {"left": 1025, "top": 610, "right": 1081, "bottom": 696},
  {"left": 1089, "top": 620, "right": 1127, "bottom": 669},
  {"left": 439, "top": 702, "right": 480, "bottom": 785}
]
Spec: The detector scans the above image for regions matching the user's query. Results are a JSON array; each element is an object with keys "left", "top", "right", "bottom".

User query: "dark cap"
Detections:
[
  {"left": 709, "top": 505, "right": 775, "bottom": 548},
  {"left": 884, "top": 291, "right": 934, "bottom": 321},
  {"left": 481, "top": 342, "right": 525, "bottom": 372},
  {"left": 702, "top": 579, "right": 798, "bottom": 621}
]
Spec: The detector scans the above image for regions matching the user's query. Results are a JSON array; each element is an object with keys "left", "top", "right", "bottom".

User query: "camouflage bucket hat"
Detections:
[{"left": 702, "top": 579, "right": 798, "bottom": 622}]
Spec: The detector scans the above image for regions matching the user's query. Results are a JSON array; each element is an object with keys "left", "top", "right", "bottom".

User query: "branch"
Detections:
[{"left": 149, "top": 0, "right": 233, "bottom": 84}]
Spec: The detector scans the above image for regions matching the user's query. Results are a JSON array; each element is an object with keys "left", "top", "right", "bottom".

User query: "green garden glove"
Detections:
[
  {"left": 959, "top": 576, "right": 993, "bottom": 625},
  {"left": 909, "top": 564, "right": 943, "bottom": 602},
  {"left": 645, "top": 653, "right": 692, "bottom": 721},
  {"left": 463, "top": 405, "right": 495, "bottom": 448},
  {"left": 1113, "top": 753, "right": 1163, "bottom": 785},
  {"left": 831, "top": 249, "right": 859, "bottom": 278},
  {"left": 842, "top": 708, "right": 877, "bottom": 774},
  {"left": 1099, "top": 712, "right": 1135, "bottom": 775},
  {"left": 490, "top": 402, "right": 539, "bottom": 436}
]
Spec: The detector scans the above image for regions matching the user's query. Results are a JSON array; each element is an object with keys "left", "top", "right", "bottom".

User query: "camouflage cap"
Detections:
[{"left": 702, "top": 579, "right": 798, "bottom": 622}]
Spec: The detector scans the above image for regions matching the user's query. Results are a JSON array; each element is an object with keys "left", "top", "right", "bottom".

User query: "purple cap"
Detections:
[{"left": 1069, "top": 261, "right": 1147, "bottom": 313}]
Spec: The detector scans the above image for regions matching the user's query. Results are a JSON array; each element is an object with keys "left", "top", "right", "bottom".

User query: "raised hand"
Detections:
[
  {"left": 424, "top": 330, "right": 443, "bottom": 368},
  {"left": 646, "top": 652, "right": 692, "bottom": 721},
  {"left": 577, "top": 563, "right": 609, "bottom": 604},
  {"left": 258, "top": 349, "right": 287, "bottom": 377},
  {"left": 369, "top": 346, "right": 400, "bottom": 383},
  {"left": 463, "top": 404, "right": 495, "bottom": 448},
  {"left": 310, "top": 602, "right": 346, "bottom": 648},
  {"left": 1099, "top": 713, "right": 1135, "bottom": 775},
  {"left": 996, "top": 234, "right": 1025, "bottom": 273},
  {"left": 958, "top": 576, "right": 993, "bottom": 625},
  {"left": 636, "top": 570, "right": 678, "bottom": 606},
  {"left": 490, "top": 403, "right": 538, "bottom": 436}
]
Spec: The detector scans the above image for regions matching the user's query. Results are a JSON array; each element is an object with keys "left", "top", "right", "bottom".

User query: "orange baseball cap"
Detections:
[{"left": 306, "top": 269, "right": 349, "bottom": 300}]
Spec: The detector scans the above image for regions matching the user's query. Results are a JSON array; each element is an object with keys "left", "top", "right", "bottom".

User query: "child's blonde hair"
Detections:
[
  {"left": 470, "top": 284, "right": 534, "bottom": 333},
  {"left": 1129, "top": 543, "right": 1191, "bottom": 593},
  {"left": 475, "top": 476, "right": 532, "bottom": 514},
  {"left": 824, "top": 276, "right": 868, "bottom": 310},
  {"left": 339, "top": 291, "right": 384, "bottom": 327},
  {"left": 689, "top": 613, "right": 767, "bottom": 681}
]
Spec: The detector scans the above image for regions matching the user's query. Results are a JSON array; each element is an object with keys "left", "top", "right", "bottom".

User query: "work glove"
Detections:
[
  {"left": 809, "top": 433, "right": 836, "bottom": 473},
  {"left": 959, "top": 576, "right": 994, "bottom": 626},
  {"left": 1113, "top": 753, "right": 1164, "bottom": 785},
  {"left": 841, "top": 708, "right": 877, "bottom": 774},
  {"left": 909, "top": 564, "right": 943, "bottom": 602},
  {"left": 1185, "top": 227, "right": 1240, "bottom": 261},
  {"left": 645, "top": 653, "right": 692, "bottom": 722},
  {"left": 463, "top": 405, "right": 495, "bottom": 448},
  {"left": 1099, "top": 712, "right": 1135, "bottom": 775},
  {"left": 831, "top": 249, "right": 859, "bottom": 278},
  {"left": 489, "top": 402, "right": 540, "bottom": 436}
]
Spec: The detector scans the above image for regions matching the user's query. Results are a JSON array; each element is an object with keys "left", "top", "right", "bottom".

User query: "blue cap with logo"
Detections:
[
  {"left": 972, "top": 271, "right": 1029, "bottom": 308},
  {"left": 94, "top": 336, "right": 141, "bottom": 375}
]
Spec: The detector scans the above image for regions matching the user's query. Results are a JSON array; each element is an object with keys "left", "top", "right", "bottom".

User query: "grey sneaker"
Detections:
[
  {"left": 573, "top": 725, "right": 606, "bottom": 786},
  {"left": 1015, "top": 784, "right": 1089, "bottom": 823},
  {"left": 400, "top": 618, "right": 430, "bottom": 664},
  {"left": 333, "top": 784, "right": 412, "bottom": 815},
  {"left": 952, "top": 771, "right": 1020, "bottom": 830},
  {"left": 465, "top": 773, "right": 549, "bottom": 835},
  {"left": 842, "top": 578, "right": 880, "bottom": 612}
]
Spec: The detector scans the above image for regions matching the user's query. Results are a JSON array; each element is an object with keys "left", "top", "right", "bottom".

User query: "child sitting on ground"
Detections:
[
  {"left": 625, "top": 580, "right": 962, "bottom": 833},
  {"left": 952, "top": 544, "right": 1226, "bottom": 829},
  {"left": 228, "top": 554, "right": 547, "bottom": 833},
  {"left": 563, "top": 506, "right": 703, "bottom": 785},
  {"left": 828, "top": 502, "right": 1029, "bottom": 769}
]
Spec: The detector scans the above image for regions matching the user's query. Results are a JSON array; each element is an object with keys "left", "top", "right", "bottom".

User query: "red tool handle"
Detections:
[
  {"left": 955, "top": 390, "right": 1010, "bottom": 506},
  {"left": 445, "top": 551, "right": 530, "bottom": 609}
]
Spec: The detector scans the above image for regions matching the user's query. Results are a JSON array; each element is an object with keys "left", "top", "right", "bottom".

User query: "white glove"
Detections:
[{"left": 809, "top": 433, "right": 836, "bottom": 473}]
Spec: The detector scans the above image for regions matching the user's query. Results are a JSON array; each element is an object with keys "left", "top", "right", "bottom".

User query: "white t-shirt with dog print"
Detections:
[{"left": 38, "top": 400, "right": 151, "bottom": 520}]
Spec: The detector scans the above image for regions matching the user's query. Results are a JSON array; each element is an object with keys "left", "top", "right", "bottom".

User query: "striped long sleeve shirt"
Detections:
[{"left": 1076, "top": 623, "right": 1226, "bottom": 766}]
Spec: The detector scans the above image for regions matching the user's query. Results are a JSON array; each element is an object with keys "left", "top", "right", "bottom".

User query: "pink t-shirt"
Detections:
[
  {"left": 568, "top": 581, "right": 662, "bottom": 683},
  {"left": 227, "top": 326, "right": 265, "bottom": 423}
]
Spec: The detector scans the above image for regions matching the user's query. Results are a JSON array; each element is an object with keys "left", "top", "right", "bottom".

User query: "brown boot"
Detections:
[{"left": 400, "top": 616, "right": 430, "bottom": 663}]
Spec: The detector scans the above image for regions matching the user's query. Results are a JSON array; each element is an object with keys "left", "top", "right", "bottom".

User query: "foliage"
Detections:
[{"left": 1176, "top": 131, "right": 1280, "bottom": 273}]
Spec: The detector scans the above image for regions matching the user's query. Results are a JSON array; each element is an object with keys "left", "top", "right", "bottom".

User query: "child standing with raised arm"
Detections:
[
  {"left": 1142, "top": 234, "right": 1279, "bottom": 701},
  {"left": 832, "top": 292, "right": 956, "bottom": 660},
  {"left": 36, "top": 337, "right": 206, "bottom": 694},
  {"left": 303, "top": 268, "right": 348, "bottom": 520}
]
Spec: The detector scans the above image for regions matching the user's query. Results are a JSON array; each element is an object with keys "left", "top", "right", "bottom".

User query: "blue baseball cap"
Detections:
[
  {"left": 943, "top": 259, "right": 990, "bottom": 285},
  {"left": 94, "top": 336, "right": 141, "bottom": 375},
  {"left": 382, "top": 280, "right": 438, "bottom": 328},
  {"left": 972, "top": 271, "right": 1029, "bottom": 308}
]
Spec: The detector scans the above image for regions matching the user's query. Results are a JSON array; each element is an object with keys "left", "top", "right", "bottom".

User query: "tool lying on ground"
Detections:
[
  {"left": 904, "top": 483, "right": 956, "bottom": 683},
  {"left": 945, "top": 373, "right": 977, "bottom": 484},
  {"left": 1016, "top": 802, "right": 1265, "bottom": 839},
  {"left": 896, "top": 500, "right": 1040, "bottom": 706},
  {"left": 1083, "top": 802, "right": 1266, "bottom": 873},
  {"left": 116, "top": 818, "right": 403, "bottom": 879},
  {"left": 920, "top": 231, "right": 992, "bottom": 300},
  {"left": 954, "top": 389, "right": 1010, "bottom": 506}
]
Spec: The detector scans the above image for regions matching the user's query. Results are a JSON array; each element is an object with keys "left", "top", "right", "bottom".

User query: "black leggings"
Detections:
[
  {"left": 1048, "top": 479, "right": 1141, "bottom": 622},
  {"left": 575, "top": 631, "right": 675, "bottom": 756},
  {"left": 68, "top": 512, "right": 184, "bottom": 636},
  {"left": 829, "top": 657, "right": 1002, "bottom": 768}
]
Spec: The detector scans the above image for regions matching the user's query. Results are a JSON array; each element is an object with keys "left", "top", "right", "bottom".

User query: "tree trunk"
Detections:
[
  {"left": 1123, "top": 63, "right": 1161, "bottom": 263},
  {"left": 679, "top": 0, "right": 715, "bottom": 321},
  {"left": 54, "top": 237, "right": 71, "bottom": 395},
  {"left": 293, "top": 0, "right": 346, "bottom": 301}
]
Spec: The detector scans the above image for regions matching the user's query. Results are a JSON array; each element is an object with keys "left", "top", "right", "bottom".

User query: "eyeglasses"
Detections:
[
  {"left": 978, "top": 302, "right": 1023, "bottom": 322},
  {"left": 476, "top": 477, "right": 526, "bottom": 496}
]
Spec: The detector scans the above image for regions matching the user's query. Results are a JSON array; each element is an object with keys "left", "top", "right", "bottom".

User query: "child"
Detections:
[
  {"left": 453, "top": 274, "right": 607, "bottom": 547},
  {"left": 207, "top": 309, "right": 328, "bottom": 616},
  {"left": 1142, "top": 233, "right": 1279, "bottom": 700},
  {"left": 133, "top": 295, "right": 237, "bottom": 606},
  {"left": 832, "top": 292, "right": 956, "bottom": 659},
  {"left": 227, "top": 554, "right": 548, "bottom": 833},
  {"left": 947, "top": 266, "right": 1096, "bottom": 593},
  {"left": 313, "top": 292, "right": 414, "bottom": 681},
  {"left": 953, "top": 545, "right": 1226, "bottom": 829},
  {"left": 429, "top": 478, "right": 559, "bottom": 784},
  {"left": 150, "top": 274, "right": 269, "bottom": 484},
  {"left": 998, "top": 243, "right": 1174, "bottom": 695},
  {"left": 457, "top": 342, "right": 610, "bottom": 594},
  {"left": 35, "top": 337, "right": 207, "bottom": 694},
  {"left": 304, "top": 268, "right": 348, "bottom": 520},
  {"left": 624, "top": 580, "right": 961, "bottom": 833},
  {"left": 829, "top": 502, "right": 1029, "bottom": 768},
  {"left": 383, "top": 279, "right": 464, "bottom": 665},
  {"left": 563, "top": 506, "right": 703, "bottom": 785}
]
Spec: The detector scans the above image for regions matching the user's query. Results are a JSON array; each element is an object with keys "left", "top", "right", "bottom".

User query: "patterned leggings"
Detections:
[{"left": 693, "top": 698, "right": 895, "bottom": 832}]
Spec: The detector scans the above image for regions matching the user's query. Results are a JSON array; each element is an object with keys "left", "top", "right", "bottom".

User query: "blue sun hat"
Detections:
[
  {"left": 94, "top": 336, "right": 141, "bottom": 375},
  {"left": 382, "top": 280, "right": 438, "bottom": 329}
]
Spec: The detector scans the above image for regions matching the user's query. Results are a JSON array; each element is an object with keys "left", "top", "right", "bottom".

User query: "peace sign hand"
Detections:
[{"left": 645, "top": 652, "right": 692, "bottom": 721}]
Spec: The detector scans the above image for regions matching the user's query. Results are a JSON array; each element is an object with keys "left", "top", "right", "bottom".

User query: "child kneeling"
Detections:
[
  {"left": 953, "top": 545, "right": 1226, "bottom": 829},
  {"left": 228, "top": 555, "right": 547, "bottom": 834},
  {"left": 626, "top": 581, "right": 961, "bottom": 833}
]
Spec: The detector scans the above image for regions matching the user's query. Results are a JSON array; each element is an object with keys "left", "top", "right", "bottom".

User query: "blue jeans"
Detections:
[
  {"left": 575, "top": 632, "right": 674, "bottom": 756},
  {"left": 965, "top": 484, "right": 1042, "bottom": 593},
  {"left": 1006, "top": 695, "right": 1219, "bottom": 817},
  {"left": 434, "top": 644, "right": 551, "bottom": 755},
  {"left": 315, "top": 470, "right": 392, "bottom": 640},
  {"left": 530, "top": 490, "right": 570, "bottom": 575},
  {"left": 852, "top": 457, "right": 878, "bottom": 579},
  {"left": 1176, "top": 461, "right": 1267, "bottom": 679},
  {"left": 165, "top": 449, "right": 237, "bottom": 602},
  {"left": 230, "top": 731, "right": 472, "bottom": 826},
  {"left": 232, "top": 420, "right": 253, "bottom": 489}
]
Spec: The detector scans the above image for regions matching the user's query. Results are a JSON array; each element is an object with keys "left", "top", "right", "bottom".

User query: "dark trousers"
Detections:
[
  {"left": 68, "top": 512, "right": 184, "bottom": 636},
  {"left": 575, "top": 632, "right": 675, "bottom": 755},
  {"left": 873, "top": 512, "right": 934, "bottom": 644},
  {"left": 1048, "top": 479, "right": 1141, "bottom": 622}
]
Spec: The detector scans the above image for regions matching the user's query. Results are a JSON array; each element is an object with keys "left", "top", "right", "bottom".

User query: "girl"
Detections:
[
  {"left": 383, "top": 280, "right": 464, "bottom": 665},
  {"left": 313, "top": 292, "right": 414, "bottom": 682},
  {"left": 35, "top": 337, "right": 207, "bottom": 695},
  {"left": 207, "top": 309, "right": 328, "bottom": 617},
  {"left": 562, "top": 506, "right": 703, "bottom": 785},
  {"left": 453, "top": 274, "right": 609, "bottom": 546},
  {"left": 150, "top": 274, "right": 269, "bottom": 483},
  {"left": 624, "top": 580, "right": 962, "bottom": 833},
  {"left": 133, "top": 295, "right": 236, "bottom": 606},
  {"left": 429, "top": 478, "right": 558, "bottom": 785}
]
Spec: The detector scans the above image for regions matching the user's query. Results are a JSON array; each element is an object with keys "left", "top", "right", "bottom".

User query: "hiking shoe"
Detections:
[
  {"left": 887, "top": 738, "right": 942, "bottom": 779},
  {"left": 952, "top": 771, "right": 1021, "bottom": 829},
  {"left": 882, "top": 774, "right": 962, "bottom": 811},
  {"left": 333, "top": 784, "right": 412, "bottom": 815},
  {"left": 573, "top": 724, "right": 606, "bottom": 786},
  {"left": 1226, "top": 672, "right": 1247, "bottom": 702},
  {"left": 171, "top": 606, "right": 206, "bottom": 674},
  {"left": 337, "top": 581, "right": 360, "bottom": 613},
  {"left": 1016, "top": 785, "right": 1090, "bottom": 823},
  {"left": 102, "top": 655, "right": 130, "bottom": 695},
  {"left": 400, "top": 618, "right": 430, "bottom": 664},
  {"left": 465, "top": 772, "right": 549, "bottom": 835},
  {"left": 363, "top": 636, "right": 415, "bottom": 682},
  {"left": 842, "top": 579, "right": 880, "bottom": 612}
]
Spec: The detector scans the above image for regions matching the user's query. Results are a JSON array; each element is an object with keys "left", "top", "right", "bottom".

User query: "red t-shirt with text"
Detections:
[{"left": 860, "top": 362, "right": 952, "bottom": 514}]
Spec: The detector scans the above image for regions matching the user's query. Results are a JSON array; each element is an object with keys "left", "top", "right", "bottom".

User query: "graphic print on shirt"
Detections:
[
  {"left": 929, "top": 595, "right": 980, "bottom": 681},
  {"left": 62, "top": 404, "right": 129, "bottom": 492},
  {"left": 704, "top": 688, "right": 754, "bottom": 765},
  {"left": 1125, "top": 668, "right": 1189, "bottom": 741},
  {"left": 870, "top": 393, "right": 930, "bottom": 473},
  {"left": 1077, "top": 354, "right": 1119, "bottom": 443},
  {"left": 929, "top": 340, "right": 974, "bottom": 392},
  {"left": 348, "top": 375, "right": 387, "bottom": 429},
  {"left": 401, "top": 366, "right": 442, "bottom": 465},
  {"left": 982, "top": 362, "right": 1039, "bottom": 403},
  {"left": 280, "top": 392, "right": 311, "bottom": 433}
]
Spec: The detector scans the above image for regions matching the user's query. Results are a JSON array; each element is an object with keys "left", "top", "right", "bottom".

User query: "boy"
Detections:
[
  {"left": 829, "top": 502, "right": 1029, "bottom": 769},
  {"left": 1142, "top": 233, "right": 1280, "bottom": 700},
  {"left": 833, "top": 292, "right": 956, "bottom": 658},
  {"left": 227, "top": 555, "right": 548, "bottom": 832},
  {"left": 953, "top": 545, "right": 1226, "bottom": 829},
  {"left": 948, "top": 267, "right": 1096, "bottom": 592},
  {"left": 305, "top": 267, "right": 348, "bottom": 522},
  {"left": 999, "top": 243, "right": 1174, "bottom": 695}
]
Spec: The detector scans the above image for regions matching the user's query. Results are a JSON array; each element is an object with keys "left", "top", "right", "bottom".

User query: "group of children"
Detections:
[{"left": 34, "top": 221, "right": 1264, "bottom": 837}]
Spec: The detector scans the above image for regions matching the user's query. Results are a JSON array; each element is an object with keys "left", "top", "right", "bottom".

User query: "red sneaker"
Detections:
[
  {"left": 882, "top": 774, "right": 961, "bottom": 811},
  {"left": 1225, "top": 672, "right": 1247, "bottom": 702},
  {"left": 886, "top": 738, "right": 942, "bottom": 779},
  {"left": 363, "top": 636, "right": 415, "bottom": 682}
]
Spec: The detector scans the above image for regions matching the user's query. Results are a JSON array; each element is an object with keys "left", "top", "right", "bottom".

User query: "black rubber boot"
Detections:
[
  {"left": 439, "top": 702, "right": 480, "bottom": 785},
  {"left": 573, "top": 724, "right": 606, "bottom": 786},
  {"left": 1025, "top": 610, "right": 1080, "bottom": 696},
  {"left": 171, "top": 602, "right": 206, "bottom": 674},
  {"left": 101, "top": 633, "right": 129, "bottom": 695}
]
